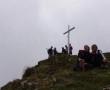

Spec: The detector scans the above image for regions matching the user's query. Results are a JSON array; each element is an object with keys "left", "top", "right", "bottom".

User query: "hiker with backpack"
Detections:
[{"left": 47, "top": 46, "right": 53, "bottom": 57}]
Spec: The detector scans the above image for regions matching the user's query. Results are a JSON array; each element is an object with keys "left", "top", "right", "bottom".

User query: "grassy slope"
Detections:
[{"left": 1, "top": 53, "right": 110, "bottom": 90}]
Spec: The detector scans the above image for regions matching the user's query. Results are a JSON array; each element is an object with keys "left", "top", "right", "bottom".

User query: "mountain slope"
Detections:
[{"left": 1, "top": 53, "right": 110, "bottom": 90}]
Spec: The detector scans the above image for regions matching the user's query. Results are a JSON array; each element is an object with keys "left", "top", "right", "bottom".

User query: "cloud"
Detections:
[{"left": 0, "top": 0, "right": 110, "bottom": 87}]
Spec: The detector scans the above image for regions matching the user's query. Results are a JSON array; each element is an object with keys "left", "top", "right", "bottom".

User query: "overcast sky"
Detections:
[{"left": 0, "top": 0, "right": 110, "bottom": 87}]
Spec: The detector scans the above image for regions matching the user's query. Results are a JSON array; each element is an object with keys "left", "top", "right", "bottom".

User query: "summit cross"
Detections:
[{"left": 63, "top": 25, "right": 75, "bottom": 54}]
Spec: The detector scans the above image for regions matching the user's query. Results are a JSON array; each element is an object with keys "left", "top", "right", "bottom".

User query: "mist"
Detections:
[{"left": 0, "top": 0, "right": 110, "bottom": 87}]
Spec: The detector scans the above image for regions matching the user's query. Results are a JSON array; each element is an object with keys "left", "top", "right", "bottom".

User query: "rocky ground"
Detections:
[{"left": 1, "top": 53, "right": 110, "bottom": 90}]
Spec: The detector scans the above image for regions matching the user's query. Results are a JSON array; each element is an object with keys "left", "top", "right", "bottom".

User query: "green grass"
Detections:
[{"left": 1, "top": 53, "right": 110, "bottom": 90}]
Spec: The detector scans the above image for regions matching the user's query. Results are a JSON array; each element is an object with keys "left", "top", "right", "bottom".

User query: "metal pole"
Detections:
[{"left": 68, "top": 25, "right": 70, "bottom": 54}]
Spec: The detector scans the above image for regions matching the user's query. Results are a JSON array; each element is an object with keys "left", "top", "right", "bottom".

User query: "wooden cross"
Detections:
[{"left": 63, "top": 25, "right": 75, "bottom": 54}]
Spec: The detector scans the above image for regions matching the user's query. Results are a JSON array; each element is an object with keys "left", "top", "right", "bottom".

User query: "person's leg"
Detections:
[
  {"left": 101, "top": 60, "right": 108, "bottom": 68},
  {"left": 79, "top": 60, "right": 85, "bottom": 71},
  {"left": 74, "top": 60, "right": 80, "bottom": 71}
]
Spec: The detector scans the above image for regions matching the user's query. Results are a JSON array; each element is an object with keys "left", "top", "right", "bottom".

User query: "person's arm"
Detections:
[
  {"left": 78, "top": 50, "right": 86, "bottom": 62},
  {"left": 98, "top": 50, "right": 107, "bottom": 61}
]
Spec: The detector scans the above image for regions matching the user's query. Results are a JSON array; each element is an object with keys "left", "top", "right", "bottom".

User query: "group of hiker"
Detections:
[
  {"left": 47, "top": 44, "right": 108, "bottom": 71},
  {"left": 62, "top": 44, "right": 73, "bottom": 55},
  {"left": 47, "top": 44, "right": 73, "bottom": 57},
  {"left": 76, "top": 44, "right": 107, "bottom": 71},
  {"left": 47, "top": 46, "right": 58, "bottom": 57}
]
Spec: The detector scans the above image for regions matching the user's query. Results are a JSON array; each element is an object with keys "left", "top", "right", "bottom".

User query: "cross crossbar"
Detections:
[{"left": 64, "top": 27, "right": 75, "bottom": 35}]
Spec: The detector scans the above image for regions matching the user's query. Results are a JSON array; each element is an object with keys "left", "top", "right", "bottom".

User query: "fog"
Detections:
[{"left": 0, "top": 0, "right": 110, "bottom": 87}]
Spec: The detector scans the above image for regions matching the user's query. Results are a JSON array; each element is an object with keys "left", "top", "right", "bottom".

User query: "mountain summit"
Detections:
[{"left": 1, "top": 53, "right": 110, "bottom": 90}]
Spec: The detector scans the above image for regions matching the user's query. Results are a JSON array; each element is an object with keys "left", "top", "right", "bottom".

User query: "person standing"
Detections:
[
  {"left": 53, "top": 47, "right": 58, "bottom": 56},
  {"left": 62, "top": 47, "right": 66, "bottom": 54},
  {"left": 69, "top": 44, "right": 73, "bottom": 55},
  {"left": 65, "top": 45, "right": 68, "bottom": 54},
  {"left": 47, "top": 46, "right": 53, "bottom": 57}
]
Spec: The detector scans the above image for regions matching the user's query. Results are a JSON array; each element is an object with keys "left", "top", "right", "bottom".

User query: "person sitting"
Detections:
[
  {"left": 77, "top": 45, "right": 91, "bottom": 71},
  {"left": 90, "top": 44, "right": 107, "bottom": 68}
]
